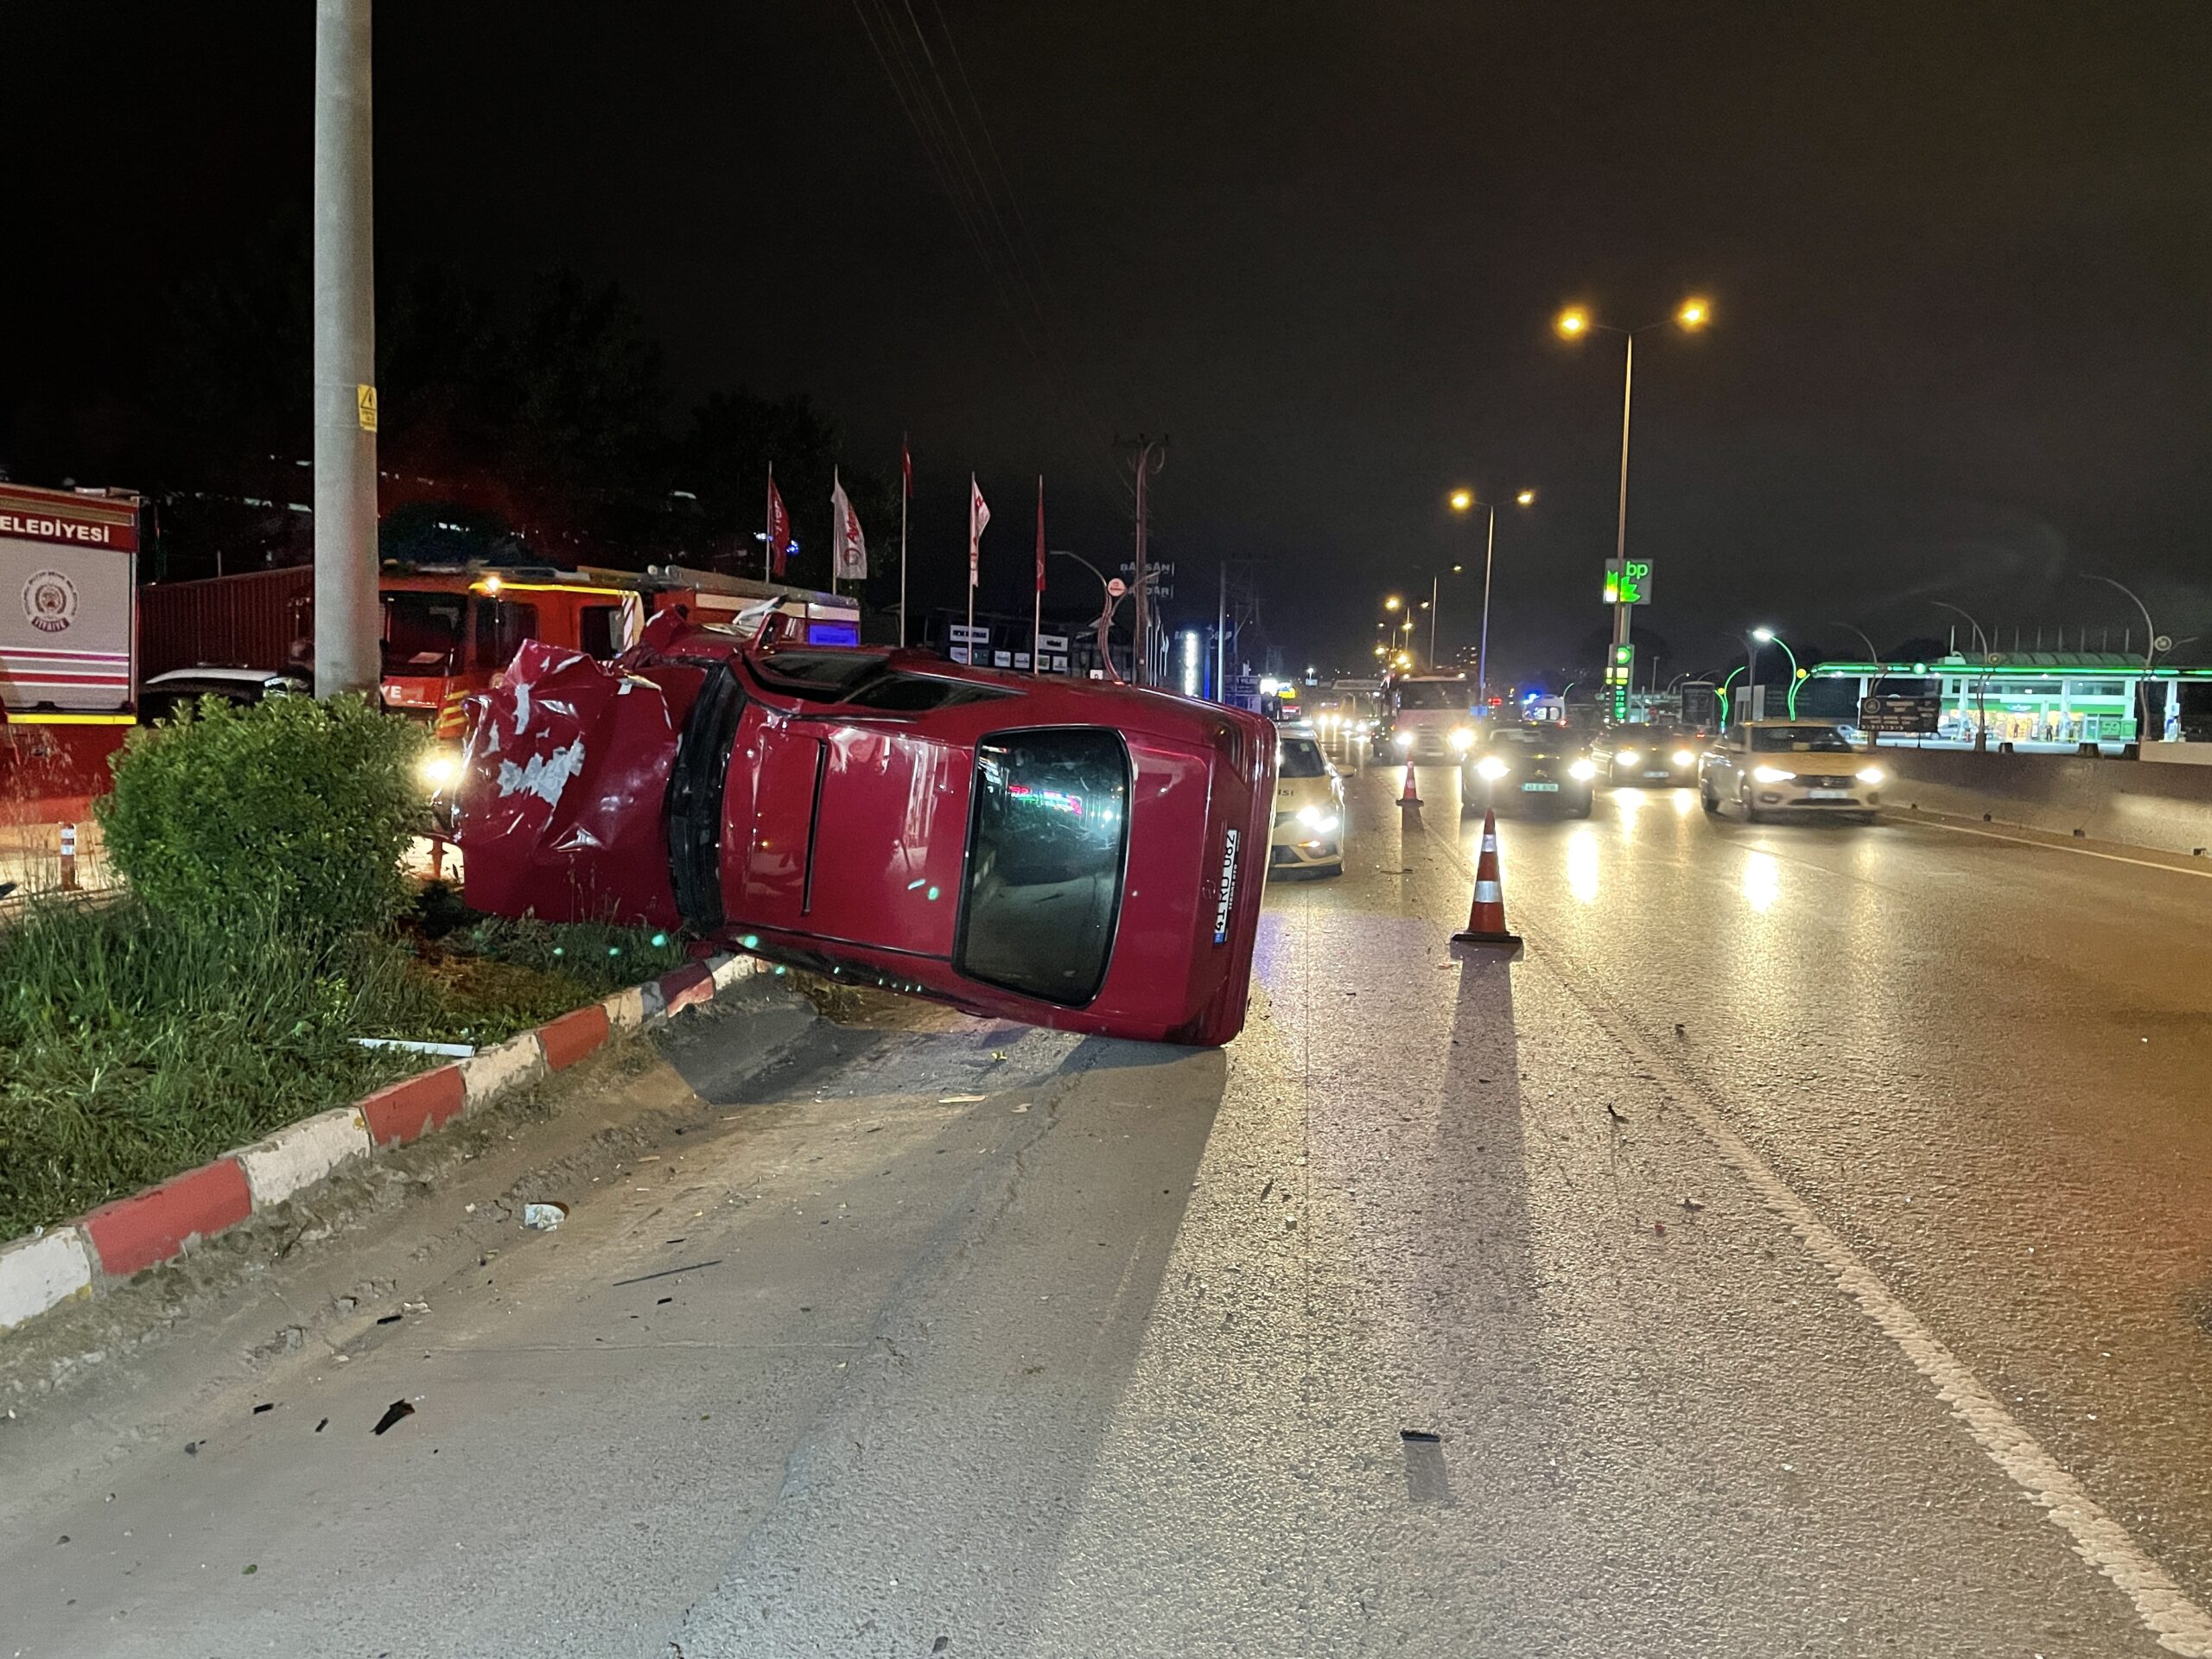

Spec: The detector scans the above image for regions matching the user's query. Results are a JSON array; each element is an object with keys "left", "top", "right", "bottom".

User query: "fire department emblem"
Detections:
[{"left": 23, "top": 569, "right": 77, "bottom": 634}]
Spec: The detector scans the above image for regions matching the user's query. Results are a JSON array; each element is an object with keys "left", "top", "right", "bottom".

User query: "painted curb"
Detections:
[
  {"left": 0, "top": 950, "right": 764, "bottom": 1337},
  {"left": 538, "top": 1005, "right": 611, "bottom": 1071},
  {"left": 459, "top": 1033, "right": 546, "bottom": 1112},
  {"left": 83, "top": 1159, "right": 254, "bottom": 1278},
  {"left": 359, "top": 1066, "right": 468, "bottom": 1149},
  {"left": 0, "top": 1229, "right": 95, "bottom": 1332},
  {"left": 236, "top": 1109, "right": 374, "bottom": 1209}
]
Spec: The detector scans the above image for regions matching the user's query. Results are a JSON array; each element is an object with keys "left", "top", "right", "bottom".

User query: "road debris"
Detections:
[
  {"left": 1681, "top": 1196, "right": 1706, "bottom": 1212},
  {"left": 251, "top": 1402, "right": 275, "bottom": 1415},
  {"left": 939, "top": 1094, "right": 987, "bottom": 1103},
  {"left": 523, "top": 1202, "right": 569, "bottom": 1231},
  {"left": 612, "top": 1259, "right": 723, "bottom": 1287},
  {"left": 315, "top": 1419, "right": 328, "bottom": 1433},
  {"left": 372, "top": 1401, "right": 416, "bottom": 1436},
  {"left": 1399, "top": 1429, "right": 1442, "bottom": 1444}
]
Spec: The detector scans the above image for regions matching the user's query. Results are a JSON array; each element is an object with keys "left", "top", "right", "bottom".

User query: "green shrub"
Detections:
[
  {"left": 0, "top": 899, "right": 420, "bottom": 1236},
  {"left": 97, "top": 694, "right": 426, "bottom": 939}
]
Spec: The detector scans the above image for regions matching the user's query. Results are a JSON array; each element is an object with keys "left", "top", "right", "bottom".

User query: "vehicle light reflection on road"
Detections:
[
  {"left": 1567, "top": 825, "right": 1601, "bottom": 905},
  {"left": 1742, "top": 849, "right": 1780, "bottom": 913},
  {"left": 1670, "top": 788, "right": 1697, "bottom": 817}
]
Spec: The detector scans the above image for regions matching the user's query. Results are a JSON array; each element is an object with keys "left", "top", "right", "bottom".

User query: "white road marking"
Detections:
[
  {"left": 1900, "top": 813, "right": 2212, "bottom": 880},
  {"left": 1414, "top": 791, "right": 2212, "bottom": 1655},
  {"left": 1667, "top": 1071, "right": 2212, "bottom": 1656}
]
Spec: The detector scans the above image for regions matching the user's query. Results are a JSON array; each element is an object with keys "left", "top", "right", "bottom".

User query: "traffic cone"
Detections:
[
  {"left": 1399, "top": 762, "right": 1421, "bottom": 806},
  {"left": 1452, "top": 810, "right": 1522, "bottom": 950}
]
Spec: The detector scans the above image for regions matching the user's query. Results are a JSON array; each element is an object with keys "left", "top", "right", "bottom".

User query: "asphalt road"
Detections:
[{"left": 5, "top": 739, "right": 2212, "bottom": 1656}]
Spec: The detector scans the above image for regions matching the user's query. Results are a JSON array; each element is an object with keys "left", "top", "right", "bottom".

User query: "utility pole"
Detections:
[
  {"left": 1215, "top": 562, "right": 1226, "bottom": 702},
  {"left": 1122, "top": 436, "right": 1167, "bottom": 687},
  {"left": 313, "top": 0, "right": 380, "bottom": 698}
]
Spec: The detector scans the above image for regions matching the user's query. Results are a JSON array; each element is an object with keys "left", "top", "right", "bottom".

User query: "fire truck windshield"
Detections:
[{"left": 382, "top": 593, "right": 467, "bottom": 673}]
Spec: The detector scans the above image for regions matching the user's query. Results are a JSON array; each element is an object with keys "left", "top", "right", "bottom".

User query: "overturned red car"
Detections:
[{"left": 454, "top": 611, "right": 1277, "bottom": 1046}]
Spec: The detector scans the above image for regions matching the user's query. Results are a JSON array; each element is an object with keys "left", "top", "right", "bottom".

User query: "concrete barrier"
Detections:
[{"left": 1878, "top": 747, "right": 2212, "bottom": 859}]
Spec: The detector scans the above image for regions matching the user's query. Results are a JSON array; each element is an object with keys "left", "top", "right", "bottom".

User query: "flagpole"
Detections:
[
  {"left": 899, "top": 435, "right": 910, "bottom": 647},
  {"left": 966, "top": 472, "right": 976, "bottom": 644},
  {"left": 763, "top": 462, "right": 773, "bottom": 584},
  {"left": 1033, "top": 474, "right": 1043, "bottom": 675},
  {"left": 828, "top": 467, "right": 838, "bottom": 598}
]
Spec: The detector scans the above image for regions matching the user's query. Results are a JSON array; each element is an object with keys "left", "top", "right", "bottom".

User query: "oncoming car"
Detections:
[
  {"left": 1700, "top": 720, "right": 1884, "bottom": 822},
  {"left": 1269, "top": 727, "right": 1344, "bottom": 877},
  {"left": 1463, "top": 725, "right": 1597, "bottom": 817},
  {"left": 1592, "top": 721, "right": 1700, "bottom": 786},
  {"left": 454, "top": 613, "right": 1277, "bottom": 1046}
]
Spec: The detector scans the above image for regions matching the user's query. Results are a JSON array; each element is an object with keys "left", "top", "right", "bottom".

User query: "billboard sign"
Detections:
[{"left": 1859, "top": 694, "right": 1942, "bottom": 734}]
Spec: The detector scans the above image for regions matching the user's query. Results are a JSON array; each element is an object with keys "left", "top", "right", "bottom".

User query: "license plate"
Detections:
[
  {"left": 1643, "top": 770, "right": 1669, "bottom": 779},
  {"left": 1521, "top": 781, "right": 1560, "bottom": 792},
  {"left": 1808, "top": 788, "right": 1851, "bottom": 800}
]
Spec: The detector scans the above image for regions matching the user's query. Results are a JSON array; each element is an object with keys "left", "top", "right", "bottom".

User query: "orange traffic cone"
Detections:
[
  {"left": 1452, "top": 809, "right": 1522, "bottom": 950},
  {"left": 1399, "top": 762, "right": 1421, "bottom": 806}
]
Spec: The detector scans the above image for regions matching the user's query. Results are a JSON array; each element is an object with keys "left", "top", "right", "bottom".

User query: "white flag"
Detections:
[
  {"left": 968, "top": 475, "right": 990, "bottom": 588},
  {"left": 830, "top": 469, "right": 868, "bottom": 581}
]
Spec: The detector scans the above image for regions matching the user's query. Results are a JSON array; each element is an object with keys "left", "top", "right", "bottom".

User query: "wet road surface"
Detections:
[{"left": 4, "top": 738, "right": 2212, "bottom": 1656}]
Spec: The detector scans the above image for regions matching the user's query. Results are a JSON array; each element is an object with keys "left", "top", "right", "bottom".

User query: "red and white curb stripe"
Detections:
[{"left": 0, "top": 951, "right": 766, "bottom": 1337}]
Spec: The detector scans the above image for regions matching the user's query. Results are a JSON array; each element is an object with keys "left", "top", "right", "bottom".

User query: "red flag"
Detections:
[
  {"left": 968, "top": 475, "right": 989, "bottom": 588},
  {"left": 1034, "top": 475, "right": 1046, "bottom": 594},
  {"left": 766, "top": 470, "right": 791, "bottom": 577},
  {"left": 901, "top": 437, "right": 913, "bottom": 499}
]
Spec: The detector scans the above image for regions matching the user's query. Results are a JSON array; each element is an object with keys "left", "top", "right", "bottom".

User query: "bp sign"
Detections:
[{"left": 1602, "top": 558, "right": 1654, "bottom": 606}]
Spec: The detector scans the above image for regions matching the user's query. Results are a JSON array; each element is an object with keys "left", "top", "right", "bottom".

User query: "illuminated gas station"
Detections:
[{"left": 1796, "top": 653, "right": 2212, "bottom": 747}]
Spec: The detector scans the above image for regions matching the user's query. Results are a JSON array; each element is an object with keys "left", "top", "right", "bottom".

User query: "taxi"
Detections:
[{"left": 1268, "top": 725, "right": 1344, "bottom": 877}]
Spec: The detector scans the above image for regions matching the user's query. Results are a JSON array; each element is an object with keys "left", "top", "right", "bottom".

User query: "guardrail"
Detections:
[{"left": 1878, "top": 747, "right": 2212, "bottom": 859}]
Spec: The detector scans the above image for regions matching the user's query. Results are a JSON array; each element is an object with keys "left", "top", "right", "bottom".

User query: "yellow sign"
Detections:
[{"left": 356, "top": 384, "right": 378, "bottom": 432}]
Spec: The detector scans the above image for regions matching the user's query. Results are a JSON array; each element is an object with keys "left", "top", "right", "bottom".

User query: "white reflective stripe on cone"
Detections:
[{"left": 1474, "top": 880, "right": 1502, "bottom": 901}]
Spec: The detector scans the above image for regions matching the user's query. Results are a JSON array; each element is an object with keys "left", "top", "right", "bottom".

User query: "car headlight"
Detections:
[
  {"left": 1616, "top": 748, "right": 1643, "bottom": 766},
  {"left": 1449, "top": 727, "right": 1475, "bottom": 752},
  {"left": 1476, "top": 755, "right": 1510, "bottom": 780},
  {"left": 1752, "top": 765, "right": 1795, "bottom": 783},
  {"left": 1856, "top": 766, "right": 1885, "bottom": 785},
  {"left": 1295, "top": 804, "right": 1329, "bottom": 829},
  {"left": 1393, "top": 730, "right": 1414, "bottom": 751},
  {"left": 417, "top": 751, "right": 462, "bottom": 792},
  {"left": 1671, "top": 749, "right": 1695, "bottom": 767},
  {"left": 1569, "top": 759, "right": 1598, "bottom": 780}
]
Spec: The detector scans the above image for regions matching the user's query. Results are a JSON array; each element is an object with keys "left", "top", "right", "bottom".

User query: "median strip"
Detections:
[{"left": 0, "top": 952, "right": 766, "bottom": 1335}]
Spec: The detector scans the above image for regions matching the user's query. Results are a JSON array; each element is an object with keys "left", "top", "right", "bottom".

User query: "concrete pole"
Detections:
[{"left": 313, "top": 0, "right": 381, "bottom": 698}]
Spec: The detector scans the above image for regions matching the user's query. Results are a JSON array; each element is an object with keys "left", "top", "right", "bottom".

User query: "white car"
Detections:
[
  {"left": 1700, "top": 720, "right": 1885, "bottom": 823},
  {"left": 1270, "top": 728, "right": 1344, "bottom": 876}
]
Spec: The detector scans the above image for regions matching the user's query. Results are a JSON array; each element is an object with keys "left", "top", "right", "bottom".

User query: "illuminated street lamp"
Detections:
[
  {"left": 1553, "top": 296, "right": 1713, "bottom": 718},
  {"left": 1448, "top": 486, "right": 1538, "bottom": 709},
  {"left": 1748, "top": 626, "right": 1802, "bottom": 718},
  {"left": 1384, "top": 594, "right": 1402, "bottom": 611}
]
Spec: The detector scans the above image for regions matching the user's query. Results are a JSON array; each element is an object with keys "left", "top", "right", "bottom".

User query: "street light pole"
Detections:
[
  {"left": 1478, "top": 503, "right": 1497, "bottom": 703},
  {"left": 1427, "top": 571, "right": 1440, "bottom": 668},
  {"left": 2083, "top": 573, "right": 2161, "bottom": 741},
  {"left": 1931, "top": 600, "right": 1993, "bottom": 748},
  {"left": 1611, "top": 329, "right": 1636, "bottom": 696},
  {"left": 1554, "top": 298, "right": 1709, "bottom": 719}
]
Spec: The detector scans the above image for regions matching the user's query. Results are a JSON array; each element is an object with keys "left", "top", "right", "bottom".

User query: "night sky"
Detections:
[{"left": 7, "top": 2, "right": 2210, "bottom": 677}]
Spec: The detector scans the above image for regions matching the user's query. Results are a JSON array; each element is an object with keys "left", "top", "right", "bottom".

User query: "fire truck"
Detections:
[{"left": 378, "top": 564, "right": 862, "bottom": 796}]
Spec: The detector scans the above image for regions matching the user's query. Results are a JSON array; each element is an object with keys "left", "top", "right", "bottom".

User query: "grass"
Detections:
[{"left": 0, "top": 887, "right": 688, "bottom": 1240}]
